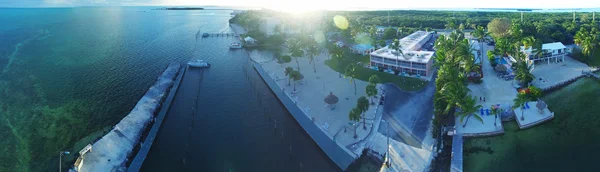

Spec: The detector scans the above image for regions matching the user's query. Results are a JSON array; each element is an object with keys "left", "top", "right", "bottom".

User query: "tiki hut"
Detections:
[
  {"left": 536, "top": 100, "right": 547, "bottom": 114},
  {"left": 324, "top": 92, "right": 339, "bottom": 109}
]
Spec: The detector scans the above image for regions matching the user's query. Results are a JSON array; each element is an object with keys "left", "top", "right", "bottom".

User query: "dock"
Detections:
[{"left": 195, "top": 31, "right": 238, "bottom": 39}]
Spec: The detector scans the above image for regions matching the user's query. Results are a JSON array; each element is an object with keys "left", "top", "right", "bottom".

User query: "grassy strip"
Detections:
[{"left": 324, "top": 50, "right": 428, "bottom": 91}]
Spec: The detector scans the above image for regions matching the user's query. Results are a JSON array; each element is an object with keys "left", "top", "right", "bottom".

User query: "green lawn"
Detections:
[
  {"left": 570, "top": 49, "right": 600, "bottom": 67},
  {"left": 324, "top": 50, "right": 428, "bottom": 91}
]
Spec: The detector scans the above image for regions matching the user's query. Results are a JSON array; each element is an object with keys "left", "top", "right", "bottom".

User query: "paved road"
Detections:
[{"left": 378, "top": 75, "right": 436, "bottom": 148}]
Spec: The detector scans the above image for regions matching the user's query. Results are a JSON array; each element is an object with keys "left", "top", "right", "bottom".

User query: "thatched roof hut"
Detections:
[{"left": 324, "top": 92, "right": 339, "bottom": 105}]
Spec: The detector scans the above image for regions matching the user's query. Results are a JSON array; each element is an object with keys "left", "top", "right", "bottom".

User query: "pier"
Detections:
[{"left": 195, "top": 31, "right": 238, "bottom": 39}]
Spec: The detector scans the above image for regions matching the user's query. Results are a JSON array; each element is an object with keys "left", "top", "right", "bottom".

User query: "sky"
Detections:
[{"left": 0, "top": 0, "right": 599, "bottom": 10}]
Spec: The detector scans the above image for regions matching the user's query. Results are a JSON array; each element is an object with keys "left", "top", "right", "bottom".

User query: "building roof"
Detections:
[
  {"left": 522, "top": 42, "right": 566, "bottom": 51},
  {"left": 543, "top": 42, "right": 566, "bottom": 50},
  {"left": 370, "top": 46, "right": 434, "bottom": 63},
  {"left": 399, "top": 31, "right": 432, "bottom": 50},
  {"left": 351, "top": 44, "right": 375, "bottom": 51}
]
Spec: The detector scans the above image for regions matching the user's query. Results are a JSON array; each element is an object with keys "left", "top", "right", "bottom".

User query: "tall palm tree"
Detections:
[
  {"left": 290, "top": 70, "right": 304, "bottom": 91},
  {"left": 284, "top": 67, "right": 294, "bottom": 86},
  {"left": 287, "top": 38, "right": 304, "bottom": 71},
  {"left": 366, "top": 84, "right": 377, "bottom": 105},
  {"left": 513, "top": 92, "right": 530, "bottom": 121},
  {"left": 514, "top": 53, "right": 535, "bottom": 87},
  {"left": 490, "top": 105, "right": 500, "bottom": 126},
  {"left": 344, "top": 64, "right": 357, "bottom": 95},
  {"left": 389, "top": 39, "right": 403, "bottom": 69},
  {"left": 458, "top": 97, "right": 483, "bottom": 128},
  {"left": 357, "top": 96, "right": 370, "bottom": 130},
  {"left": 307, "top": 44, "right": 321, "bottom": 73},
  {"left": 349, "top": 107, "right": 362, "bottom": 138},
  {"left": 472, "top": 26, "right": 489, "bottom": 60}
]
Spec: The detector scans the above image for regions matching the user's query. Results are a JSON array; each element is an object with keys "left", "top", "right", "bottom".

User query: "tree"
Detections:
[
  {"left": 487, "top": 18, "right": 511, "bottom": 39},
  {"left": 382, "top": 28, "right": 397, "bottom": 40},
  {"left": 472, "top": 26, "right": 489, "bottom": 59},
  {"left": 514, "top": 53, "right": 534, "bottom": 87},
  {"left": 284, "top": 67, "right": 294, "bottom": 86},
  {"left": 287, "top": 38, "right": 304, "bottom": 71},
  {"left": 348, "top": 107, "right": 362, "bottom": 138},
  {"left": 458, "top": 23, "right": 465, "bottom": 31},
  {"left": 513, "top": 91, "right": 530, "bottom": 121},
  {"left": 344, "top": 64, "right": 357, "bottom": 95},
  {"left": 278, "top": 55, "right": 292, "bottom": 67},
  {"left": 357, "top": 96, "right": 370, "bottom": 130},
  {"left": 307, "top": 44, "right": 321, "bottom": 73},
  {"left": 389, "top": 39, "right": 403, "bottom": 67},
  {"left": 575, "top": 27, "right": 599, "bottom": 60},
  {"left": 490, "top": 105, "right": 499, "bottom": 127},
  {"left": 368, "top": 75, "right": 381, "bottom": 85},
  {"left": 445, "top": 18, "right": 457, "bottom": 30},
  {"left": 290, "top": 70, "right": 304, "bottom": 91},
  {"left": 366, "top": 84, "right": 378, "bottom": 105},
  {"left": 457, "top": 97, "right": 483, "bottom": 128}
]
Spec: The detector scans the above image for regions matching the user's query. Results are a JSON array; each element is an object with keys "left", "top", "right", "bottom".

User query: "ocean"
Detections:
[{"left": 0, "top": 7, "right": 338, "bottom": 171}]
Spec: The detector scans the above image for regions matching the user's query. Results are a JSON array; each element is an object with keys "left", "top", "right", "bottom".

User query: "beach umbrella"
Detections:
[
  {"left": 536, "top": 100, "right": 547, "bottom": 114},
  {"left": 324, "top": 92, "right": 339, "bottom": 107}
]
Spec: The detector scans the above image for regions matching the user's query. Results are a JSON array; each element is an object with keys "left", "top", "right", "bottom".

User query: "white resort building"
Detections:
[
  {"left": 369, "top": 31, "right": 435, "bottom": 77},
  {"left": 521, "top": 42, "right": 567, "bottom": 69}
]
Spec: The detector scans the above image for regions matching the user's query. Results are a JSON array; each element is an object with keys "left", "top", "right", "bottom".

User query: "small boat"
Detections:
[
  {"left": 229, "top": 42, "right": 242, "bottom": 49},
  {"left": 187, "top": 60, "right": 210, "bottom": 68},
  {"left": 202, "top": 33, "right": 209, "bottom": 37}
]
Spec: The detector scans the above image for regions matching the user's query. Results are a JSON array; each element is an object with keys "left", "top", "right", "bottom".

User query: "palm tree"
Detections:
[
  {"left": 287, "top": 38, "right": 304, "bottom": 71},
  {"left": 348, "top": 107, "right": 362, "bottom": 138},
  {"left": 357, "top": 96, "right": 370, "bottom": 130},
  {"left": 366, "top": 84, "right": 378, "bottom": 105},
  {"left": 368, "top": 75, "right": 381, "bottom": 85},
  {"left": 472, "top": 26, "right": 489, "bottom": 60},
  {"left": 457, "top": 97, "right": 483, "bottom": 128},
  {"left": 307, "top": 44, "right": 321, "bottom": 73},
  {"left": 513, "top": 52, "right": 535, "bottom": 87},
  {"left": 290, "top": 70, "right": 304, "bottom": 91},
  {"left": 284, "top": 67, "right": 294, "bottom": 86},
  {"left": 513, "top": 92, "right": 530, "bottom": 121},
  {"left": 490, "top": 105, "right": 500, "bottom": 126},
  {"left": 389, "top": 39, "right": 403, "bottom": 69},
  {"left": 344, "top": 64, "right": 357, "bottom": 95}
]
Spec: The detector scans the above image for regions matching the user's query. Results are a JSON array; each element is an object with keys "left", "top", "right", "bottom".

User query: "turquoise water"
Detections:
[{"left": 0, "top": 7, "right": 338, "bottom": 171}]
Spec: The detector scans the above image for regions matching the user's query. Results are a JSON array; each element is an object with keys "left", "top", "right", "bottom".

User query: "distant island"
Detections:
[{"left": 153, "top": 7, "right": 204, "bottom": 10}]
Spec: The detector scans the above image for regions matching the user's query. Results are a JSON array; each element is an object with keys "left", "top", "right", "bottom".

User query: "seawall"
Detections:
[
  {"left": 127, "top": 65, "right": 186, "bottom": 171},
  {"left": 253, "top": 63, "right": 356, "bottom": 170},
  {"left": 75, "top": 63, "right": 182, "bottom": 172}
]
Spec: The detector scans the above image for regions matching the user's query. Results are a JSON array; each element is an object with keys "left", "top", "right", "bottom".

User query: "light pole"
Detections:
[{"left": 59, "top": 151, "right": 70, "bottom": 172}]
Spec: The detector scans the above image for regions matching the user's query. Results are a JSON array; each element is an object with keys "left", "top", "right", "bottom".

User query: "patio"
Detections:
[
  {"left": 514, "top": 101, "right": 555, "bottom": 129},
  {"left": 531, "top": 56, "right": 593, "bottom": 89}
]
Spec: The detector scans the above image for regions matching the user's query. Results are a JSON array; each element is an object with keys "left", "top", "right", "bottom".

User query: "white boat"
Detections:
[
  {"left": 187, "top": 60, "right": 210, "bottom": 68},
  {"left": 229, "top": 42, "right": 242, "bottom": 49}
]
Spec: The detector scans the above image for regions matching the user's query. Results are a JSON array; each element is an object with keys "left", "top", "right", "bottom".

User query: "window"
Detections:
[
  {"left": 412, "top": 62, "right": 426, "bottom": 69},
  {"left": 371, "top": 56, "right": 383, "bottom": 62},
  {"left": 400, "top": 61, "right": 411, "bottom": 67},
  {"left": 384, "top": 58, "right": 396, "bottom": 65}
]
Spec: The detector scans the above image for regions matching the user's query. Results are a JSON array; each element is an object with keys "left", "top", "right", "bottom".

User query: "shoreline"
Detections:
[
  {"left": 74, "top": 63, "right": 182, "bottom": 171},
  {"left": 253, "top": 62, "right": 357, "bottom": 170}
]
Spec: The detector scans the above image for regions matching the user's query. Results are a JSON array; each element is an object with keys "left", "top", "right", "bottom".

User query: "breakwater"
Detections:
[
  {"left": 253, "top": 63, "right": 356, "bottom": 170},
  {"left": 75, "top": 63, "right": 182, "bottom": 172}
]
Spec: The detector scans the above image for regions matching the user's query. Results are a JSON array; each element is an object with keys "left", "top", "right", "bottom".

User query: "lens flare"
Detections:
[{"left": 333, "top": 15, "right": 349, "bottom": 30}]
